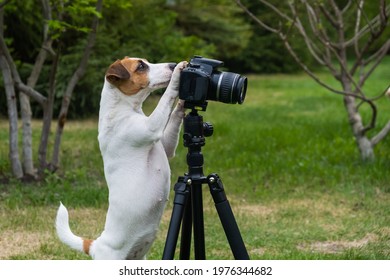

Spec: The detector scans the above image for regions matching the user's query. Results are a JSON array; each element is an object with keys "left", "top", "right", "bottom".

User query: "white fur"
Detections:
[{"left": 56, "top": 59, "right": 187, "bottom": 259}]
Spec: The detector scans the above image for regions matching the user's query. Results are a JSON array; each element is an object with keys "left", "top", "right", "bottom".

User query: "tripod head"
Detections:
[
  {"left": 182, "top": 108, "right": 213, "bottom": 179},
  {"left": 183, "top": 109, "right": 213, "bottom": 146}
]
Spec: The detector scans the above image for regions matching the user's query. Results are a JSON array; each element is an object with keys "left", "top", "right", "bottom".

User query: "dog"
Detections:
[{"left": 55, "top": 57, "right": 187, "bottom": 259}]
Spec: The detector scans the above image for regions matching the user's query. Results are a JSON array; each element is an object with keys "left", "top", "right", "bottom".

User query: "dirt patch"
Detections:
[
  {"left": 235, "top": 204, "right": 274, "bottom": 217},
  {"left": 0, "top": 207, "right": 106, "bottom": 259},
  {"left": 0, "top": 230, "right": 51, "bottom": 259},
  {"left": 250, "top": 247, "right": 266, "bottom": 256},
  {"left": 297, "top": 233, "right": 378, "bottom": 254}
]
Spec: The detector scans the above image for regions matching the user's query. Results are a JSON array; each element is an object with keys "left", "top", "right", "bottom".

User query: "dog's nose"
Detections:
[{"left": 168, "top": 63, "right": 177, "bottom": 71}]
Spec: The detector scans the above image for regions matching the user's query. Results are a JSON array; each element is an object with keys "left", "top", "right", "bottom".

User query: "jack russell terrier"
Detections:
[{"left": 56, "top": 57, "right": 188, "bottom": 259}]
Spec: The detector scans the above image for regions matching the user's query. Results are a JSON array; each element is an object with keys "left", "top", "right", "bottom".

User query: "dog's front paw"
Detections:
[
  {"left": 168, "top": 61, "right": 188, "bottom": 91},
  {"left": 177, "top": 61, "right": 188, "bottom": 70}
]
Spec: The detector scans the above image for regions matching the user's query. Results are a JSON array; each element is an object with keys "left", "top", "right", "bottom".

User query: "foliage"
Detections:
[
  {"left": 0, "top": 0, "right": 222, "bottom": 118},
  {"left": 0, "top": 0, "right": 318, "bottom": 118},
  {"left": 65, "top": 0, "right": 217, "bottom": 118},
  {"left": 170, "top": 0, "right": 252, "bottom": 59}
]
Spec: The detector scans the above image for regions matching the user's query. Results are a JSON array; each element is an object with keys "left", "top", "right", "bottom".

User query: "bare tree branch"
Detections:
[
  {"left": 341, "top": 0, "right": 353, "bottom": 14},
  {"left": 344, "top": 5, "right": 390, "bottom": 48},
  {"left": 0, "top": 32, "right": 47, "bottom": 105},
  {"left": 350, "top": 5, "right": 390, "bottom": 76},
  {"left": 379, "top": 0, "right": 388, "bottom": 28},
  {"left": 291, "top": 1, "right": 327, "bottom": 66},
  {"left": 258, "top": 0, "right": 292, "bottom": 22},
  {"left": 359, "top": 39, "right": 390, "bottom": 89},
  {"left": 301, "top": 3, "right": 340, "bottom": 76},
  {"left": 14, "top": 83, "right": 47, "bottom": 105},
  {"left": 301, "top": 2, "right": 368, "bottom": 103},
  {"left": 370, "top": 82, "right": 390, "bottom": 102},
  {"left": 329, "top": 0, "right": 342, "bottom": 19},
  {"left": 371, "top": 120, "right": 390, "bottom": 146},
  {"left": 353, "top": 0, "right": 364, "bottom": 57},
  {"left": 235, "top": 0, "right": 278, "bottom": 33},
  {"left": 318, "top": 4, "right": 338, "bottom": 29}
]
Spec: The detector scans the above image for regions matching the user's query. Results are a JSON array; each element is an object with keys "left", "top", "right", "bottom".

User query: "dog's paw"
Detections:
[
  {"left": 176, "top": 61, "right": 188, "bottom": 71},
  {"left": 168, "top": 61, "right": 188, "bottom": 91}
]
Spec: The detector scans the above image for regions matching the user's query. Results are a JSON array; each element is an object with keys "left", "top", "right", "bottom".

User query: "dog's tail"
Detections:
[{"left": 55, "top": 202, "right": 94, "bottom": 256}]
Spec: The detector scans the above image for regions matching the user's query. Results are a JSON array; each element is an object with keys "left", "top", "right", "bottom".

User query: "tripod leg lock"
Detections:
[
  {"left": 207, "top": 173, "right": 227, "bottom": 204},
  {"left": 173, "top": 176, "right": 191, "bottom": 206}
]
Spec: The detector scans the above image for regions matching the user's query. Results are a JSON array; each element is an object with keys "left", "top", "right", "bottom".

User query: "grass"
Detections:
[{"left": 0, "top": 58, "right": 389, "bottom": 260}]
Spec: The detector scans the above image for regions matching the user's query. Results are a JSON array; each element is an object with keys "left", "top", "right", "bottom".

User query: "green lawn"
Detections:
[{"left": 0, "top": 60, "right": 389, "bottom": 259}]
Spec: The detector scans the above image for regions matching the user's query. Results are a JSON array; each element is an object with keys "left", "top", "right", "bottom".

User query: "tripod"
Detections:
[{"left": 162, "top": 108, "right": 249, "bottom": 260}]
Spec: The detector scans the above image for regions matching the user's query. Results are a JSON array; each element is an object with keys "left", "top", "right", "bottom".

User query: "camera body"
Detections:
[{"left": 179, "top": 56, "right": 247, "bottom": 110}]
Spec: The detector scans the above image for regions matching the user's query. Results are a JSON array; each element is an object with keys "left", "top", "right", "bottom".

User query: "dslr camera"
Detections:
[{"left": 179, "top": 56, "right": 247, "bottom": 110}]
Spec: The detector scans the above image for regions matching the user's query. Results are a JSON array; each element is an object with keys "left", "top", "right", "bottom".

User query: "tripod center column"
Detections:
[{"left": 183, "top": 110, "right": 206, "bottom": 178}]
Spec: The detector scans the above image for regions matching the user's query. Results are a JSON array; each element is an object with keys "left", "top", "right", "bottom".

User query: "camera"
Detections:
[{"left": 179, "top": 56, "right": 247, "bottom": 110}]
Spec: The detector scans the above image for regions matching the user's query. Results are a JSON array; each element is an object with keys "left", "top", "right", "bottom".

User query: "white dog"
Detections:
[{"left": 56, "top": 57, "right": 187, "bottom": 259}]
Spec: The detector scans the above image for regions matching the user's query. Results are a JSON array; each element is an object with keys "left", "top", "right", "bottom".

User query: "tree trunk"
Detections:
[
  {"left": 0, "top": 55, "right": 23, "bottom": 178},
  {"left": 51, "top": 0, "right": 103, "bottom": 170},
  {"left": 20, "top": 41, "right": 53, "bottom": 177},
  {"left": 343, "top": 95, "right": 375, "bottom": 161},
  {"left": 38, "top": 51, "right": 58, "bottom": 177},
  {"left": 357, "top": 136, "right": 374, "bottom": 161},
  {"left": 19, "top": 92, "right": 34, "bottom": 176},
  {"left": 20, "top": 0, "right": 54, "bottom": 178}
]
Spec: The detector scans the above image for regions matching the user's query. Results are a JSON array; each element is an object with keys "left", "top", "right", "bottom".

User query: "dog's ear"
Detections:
[{"left": 106, "top": 60, "right": 130, "bottom": 84}]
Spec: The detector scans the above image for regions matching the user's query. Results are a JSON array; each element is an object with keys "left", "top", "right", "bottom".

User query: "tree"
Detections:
[
  {"left": 0, "top": 0, "right": 102, "bottom": 179},
  {"left": 225, "top": 1, "right": 315, "bottom": 73},
  {"left": 1, "top": 0, "right": 223, "bottom": 180},
  {"left": 236, "top": 0, "right": 390, "bottom": 161}
]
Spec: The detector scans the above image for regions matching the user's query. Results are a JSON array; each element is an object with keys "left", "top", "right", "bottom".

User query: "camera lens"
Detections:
[{"left": 210, "top": 72, "right": 247, "bottom": 104}]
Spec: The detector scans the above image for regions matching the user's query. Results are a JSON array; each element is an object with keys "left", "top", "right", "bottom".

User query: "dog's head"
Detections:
[{"left": 105, "top": 57, "right": 176, "bottom": 96}]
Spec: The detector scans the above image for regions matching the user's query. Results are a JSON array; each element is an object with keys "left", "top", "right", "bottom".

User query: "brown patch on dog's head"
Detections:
[{"left": 105, "top": 57, "right": 150, "bottom": 95}]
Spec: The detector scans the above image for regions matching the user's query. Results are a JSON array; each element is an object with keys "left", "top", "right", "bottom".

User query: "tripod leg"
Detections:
[
  {"left": 207, "top": 174, "right": 250, "bottom": 260},
  {"left": 192, "top": 182, "right": 206, "bottom": 260},
  {"left": 162, "top": 177, "right": 190, "bottom": 260},
  {"left": 179, "top": 195, "right": 192, "bottom": 259}
]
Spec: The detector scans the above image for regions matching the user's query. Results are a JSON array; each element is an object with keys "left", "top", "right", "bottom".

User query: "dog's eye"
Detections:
[{"left": 136, "top": 61, "right": 147, "bottom": 72}]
